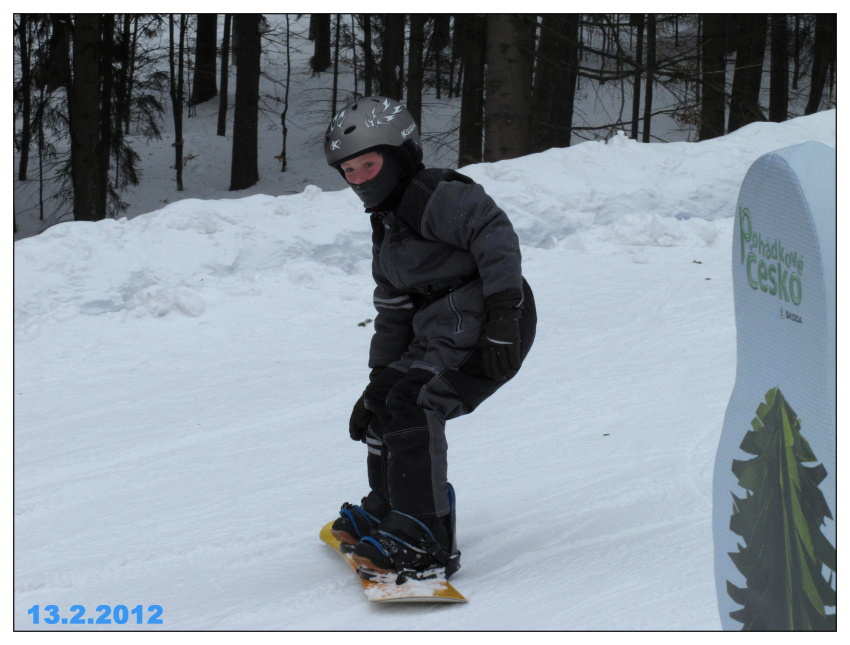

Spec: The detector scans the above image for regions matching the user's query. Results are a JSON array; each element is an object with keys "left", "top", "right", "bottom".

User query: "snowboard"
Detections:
[{"left": 319, "top": 521, "right": 467, "bottom": 603}]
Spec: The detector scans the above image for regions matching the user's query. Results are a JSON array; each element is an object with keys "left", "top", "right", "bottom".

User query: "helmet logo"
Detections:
[
  {"left": 401, "top": 124, "right": 416, "bottom": 137},
  {"left": 329, "top": 139, "right": 341, "bottom": 151},
  {"left": 330, "top": 109, "right": 346, "bottom": 131},
  {"left": 365, "top": 100, "right": 406, "bottom": 128}
]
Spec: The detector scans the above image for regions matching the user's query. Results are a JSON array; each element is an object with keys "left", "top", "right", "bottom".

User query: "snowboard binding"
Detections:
[
  {"left": 356, "top": 562, "right": 459, "bottom": 586},
  {"left": 350, "top": 484, "right": 461, "bottom": 582}
]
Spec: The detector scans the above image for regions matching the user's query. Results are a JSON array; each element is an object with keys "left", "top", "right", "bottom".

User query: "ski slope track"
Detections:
[{"left": 14, "top": 111, "right": 835, "bottom": 630}]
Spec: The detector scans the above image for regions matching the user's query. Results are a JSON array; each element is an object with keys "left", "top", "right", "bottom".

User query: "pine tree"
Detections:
[{"left": 727, "top": 387, "right": 836, "bottom": 630}]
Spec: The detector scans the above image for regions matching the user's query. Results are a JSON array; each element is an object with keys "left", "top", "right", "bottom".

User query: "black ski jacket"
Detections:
[{"left": 368, "top": 168, "right": 525, "bottom": 373}]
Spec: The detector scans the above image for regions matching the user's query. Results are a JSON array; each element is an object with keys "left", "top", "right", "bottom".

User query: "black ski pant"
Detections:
[{"left": 363, "top": 280, "right": 536, "bottom": 520}]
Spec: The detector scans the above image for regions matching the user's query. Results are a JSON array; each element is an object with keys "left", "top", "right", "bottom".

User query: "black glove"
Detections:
[
  {"left": 349, "top": 367, "right": 384, "bottom": 442},
  {"left": 349, "top": 394, "right": 372, "bottom": 442},
  {"left": 481, "top": 289, "right": 523, "bottom": 381},
  {"left": 350, "top": 366, "right": 405, "bottom": 441}
]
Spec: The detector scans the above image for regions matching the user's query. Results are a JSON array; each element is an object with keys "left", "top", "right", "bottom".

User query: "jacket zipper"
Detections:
[{"left": 448, "top": 292, "right": 463, "bottom": 333}]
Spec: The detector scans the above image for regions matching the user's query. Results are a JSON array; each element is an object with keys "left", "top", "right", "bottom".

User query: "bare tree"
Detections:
[
  {"left": 362, "top": 14, "right": 374, "bottom": 96},
  {"left": 311, "top": 14, "right": 331, "bottom": 74},
  {"left": 123, "top": 15, "right": 139, "bottom": 134},
  {"left": 97, "top": 14, "right": 114, "bottom": 214},
  {"left": 380, "top": 14, "right": 405, "bottom": 99},
  {"left": 769, "top": 15, "right": 789, "bottom": 122},
  {"left": 430, "top": 15, "right": 450, "bottom": 99},
  {"left": 191, "top": 13, "right": 218, "bottom": 105},
  {"left": 699, "top": 14, "right": 727, "bottom": 140},
  {"left": 351, "top": 14, "right": 358, "bottom": 96},
  {"left": 114, "top": 15, "right": 132, "bottom": 143},
  {"left": 531, "top": 14, "right": 580, "bottom": 151},
  {"left": 407, "top": 14, "right": 426, "bottom": 126},
  {"left": 217, "top": 14, "right": 231, "bottom": 136},
  {"left": 69, "top": 14, "right": 104, "bottom": 220},
  {"left": 630, "top": 14, "right": 644, "bottom": 139},
  {"left": 230, "top": 14, "right": 260, "bottom": 190},
  {"left": 642, "top": 13, "right": 656, "bottom": 142},
  {"left": 279, "top": 14, "right": 292, "bottom": 172},
  {"left": 331, "top": 14, "right": 341, "bottom": 115},
  {"left": 458, "top": 15, "right": 485, "bottom": 166},
  {"left": 484, "top": 14, "right": 533, "bottom": 161},
  {"left": 16, "top": 14, "right": 31, "bottom": 180},
  {"left": 805, "top": 13, "right": 836, "bottom": 114},
  {"left": 168, "top": 14, "right": 187, "bottom": 191},
  {"left": 727, "top": 14, "right": 767, "bottom": 132}
]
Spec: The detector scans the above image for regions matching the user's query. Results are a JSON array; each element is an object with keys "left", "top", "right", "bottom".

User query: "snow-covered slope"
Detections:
[{"left": 13, "top": 111, "right": 835, "bottom": 630}]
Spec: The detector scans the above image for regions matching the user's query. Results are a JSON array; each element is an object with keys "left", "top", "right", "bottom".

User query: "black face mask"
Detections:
[{"left": 348, "top": 153, "right": 404, "bottom": 210}]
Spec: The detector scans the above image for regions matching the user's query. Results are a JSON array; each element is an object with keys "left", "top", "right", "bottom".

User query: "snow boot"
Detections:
[
  {"left": 352, "top": 484, "right": 460, "bottom": 580},
  {"left": 331, "top": 491, "right": 390, "bottom": 547}
]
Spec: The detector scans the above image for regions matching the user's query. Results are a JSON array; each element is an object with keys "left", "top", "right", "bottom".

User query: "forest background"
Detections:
[{"left": 11, "top": 12, "right": 838, "bottom": 239}]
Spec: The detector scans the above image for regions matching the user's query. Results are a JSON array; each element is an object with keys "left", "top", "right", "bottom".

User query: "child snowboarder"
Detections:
[{"left": 325, "top": 96, "right": 537, "bottom": 579}]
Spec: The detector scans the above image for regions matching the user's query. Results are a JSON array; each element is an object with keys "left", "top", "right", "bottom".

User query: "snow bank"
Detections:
[
  {"left": 15, "top": 111, "right": 834, "bottom": 334},
  {"left": 462, "top": 110, "right": 835, "bottom": 250}
]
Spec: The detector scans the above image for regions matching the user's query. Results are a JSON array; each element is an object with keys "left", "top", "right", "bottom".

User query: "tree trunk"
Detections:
[
  {"left": 630, "top": 13, "right": 644, "bottom": 140},
  {"left": 484, "top": 14, "right": 533, "bottom": 162},
  {"left": 70, "top": 14, "right": 103, "bottom": 221},
  {"left": 431, "top": 15, "right": 450, "bottom": 99},
  {"left": 280, "top": 13, "right": 291, "bottom": 172},
  {"left": 769, "top": 14, "right": 789, "bottom": 122},
  {"left": 98, "top": 14, "right": 114, "bottom": 213},
  {"left": 351, "top": 14, "right": 358, "bottom": 96},
  {"left": 699, "top": 14, "right": 727, "bottom": 141},
  {"left": 363, "top": 14, "right": 374, "bottom": 96},
  {"left": 559, "top": 15, "right": 580, "bottom": 147},
  {"left": 458, "top": 15, "right": 485, "bottom": 166},
  {"left": 531, "top": 14, "right": 580, "bottom": 151},
  {"left": 36, "top": 85, "right": 46, "bottom": 220},
  {"left": 46, "top": 15, "right": 71, "bottom": 92},
  {"left": 451, "top": 15, "right": 464, "bottom": 97},
  {"left": 727, "top": 13, "right": 767, "bottom": 133},
  {"left": 380, "top": 14, "right": 405, "bottom": 99},
  {"left": 311, "top": 14, "right": 331, "bottom": 74},
  {"left": 230, "top": 14, "right": 260, "bottom": 190},
  {"left": 217, "top": 14, "right": 231, "bottom": 136},
  {"left": 407, "top": 14, "right": 425, "bottom": 126},
  {"left": 805, "top": 14, "right": 836, "bottom": 114},
  {"left": 114, "top": 15, "right": 131, "bottom": 150},
  {"left": 17, "top": 14, "right": 31, "bottom": 181},
  {"left": 642, "top": 13, "right": 656, "bottom": 143},
  {"left": 124, "top": 16, "right": 138, "bottom": 134},
  {"left": 331, "top": 13, "right": 341, "bottom": 115},
  {"left": 169, "top": 14, "right": 186, "bottom": 191},
  {"left": 191, "top": 13, "right": 218, "bottom": 104},
  {"left": 792, "top": 15, "right": 801, "bottom": 91}
]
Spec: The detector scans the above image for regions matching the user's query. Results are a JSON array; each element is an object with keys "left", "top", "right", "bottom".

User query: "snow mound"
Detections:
[{"left": 14, "top": 111, "right": 835, "bottom": 333}]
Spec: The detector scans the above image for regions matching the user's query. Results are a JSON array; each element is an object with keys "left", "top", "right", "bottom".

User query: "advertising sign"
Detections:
[{"left": 713, "top": 142, "right": 836, "bottom": 630}]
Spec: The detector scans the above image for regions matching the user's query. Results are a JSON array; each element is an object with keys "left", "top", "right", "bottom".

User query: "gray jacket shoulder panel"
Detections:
[{"left": 420, "top": 180, "right": 522, "bottom": 298}]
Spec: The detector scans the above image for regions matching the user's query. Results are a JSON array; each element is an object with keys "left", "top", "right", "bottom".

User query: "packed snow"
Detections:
[{"left": 14, "top": 110, "right": 835, "bottom": 629}]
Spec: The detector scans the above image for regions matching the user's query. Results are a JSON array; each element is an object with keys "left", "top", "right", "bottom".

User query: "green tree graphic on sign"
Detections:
[{"left": 727, "top": 387, "right": 836, "bottom": 630}]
